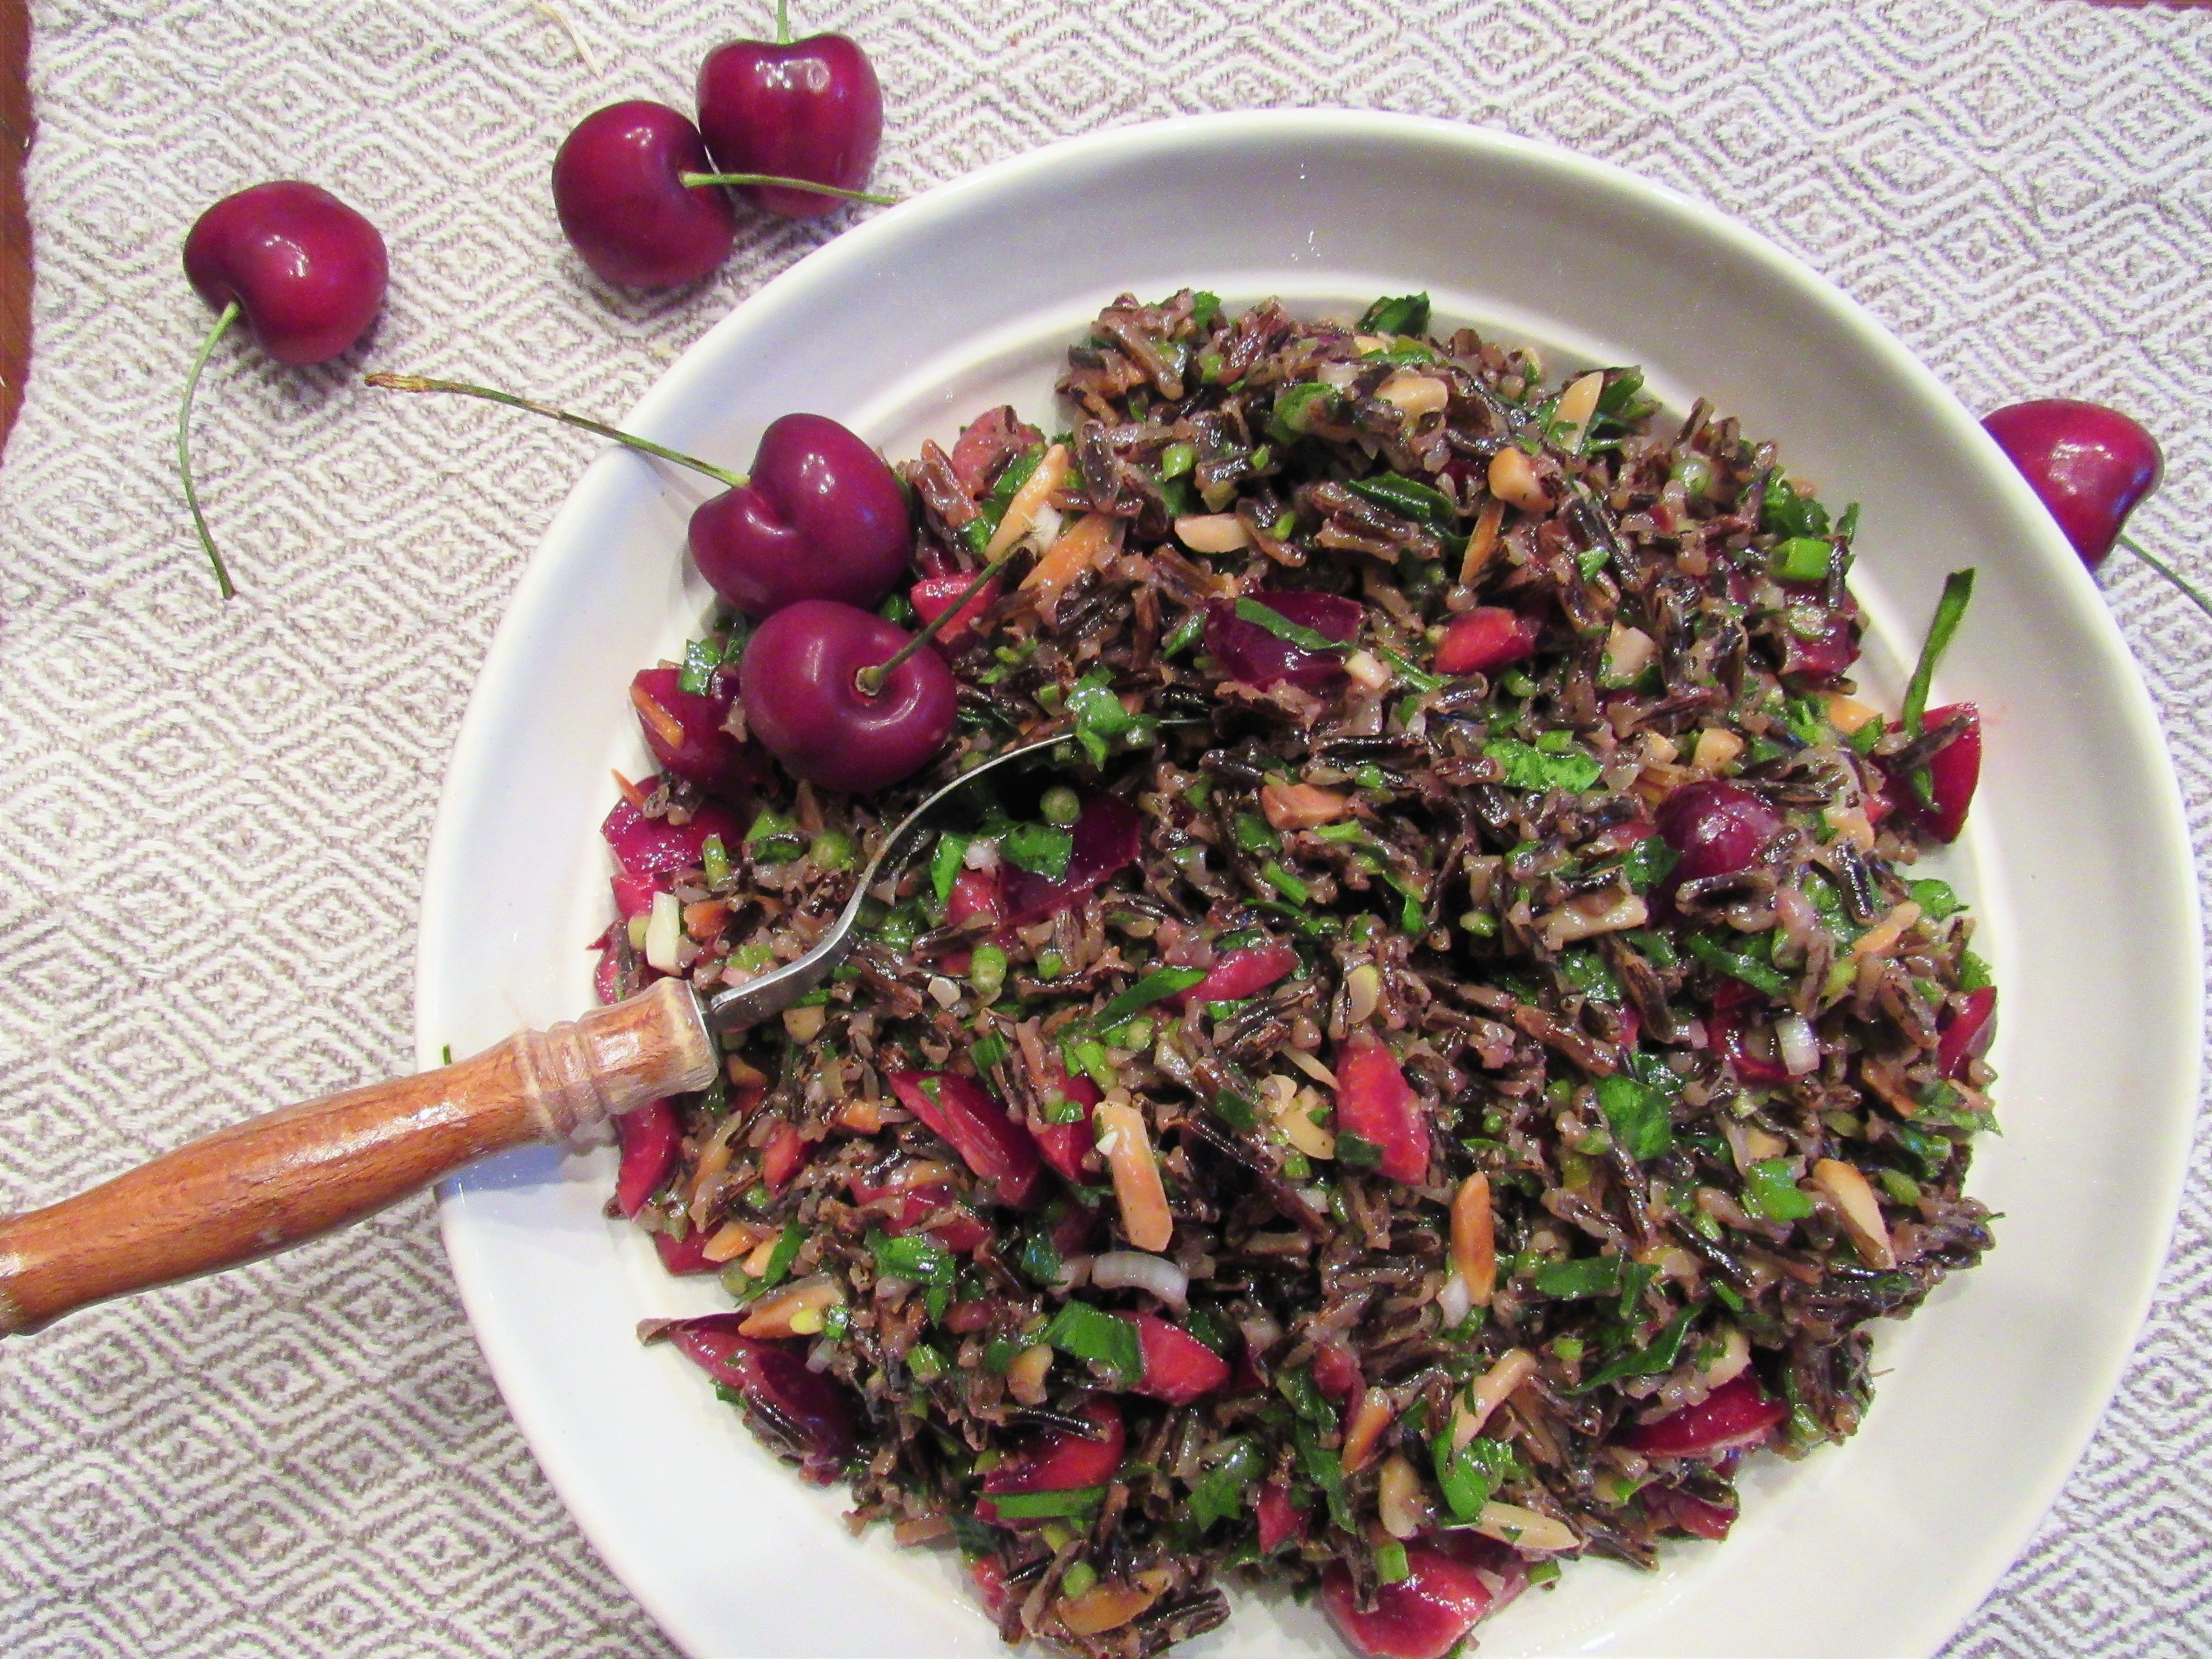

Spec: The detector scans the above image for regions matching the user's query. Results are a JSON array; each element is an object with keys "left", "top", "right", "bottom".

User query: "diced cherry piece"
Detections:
[
  {"left": 1938, "top": 985, "right": 1998, "bottom": 1079},
  {"left": 887, "top": 1070, "right": 1044, "bottom": 1207},
  {"left": 1000, "top": 791, "right": 1142, "bottom": 926},
  {"left": 654, "top": 1226, "right": 716, "bottom": 1275},
  {"left": 1626, "top": 1374, "right": 1787, "bottom": 1458},
  {"left": 1257, "top": 1479, "right": 1306, "bottom": 1554},
  {"left": 601, "top": 786, "right": 745, "bottom": 878},
  {"left": 615, "top": 1098, "right": 681, "bottom": 1219},
  {"left": 1129, "top": 1313, "right": 1232, "bottom": 1405},
  {"left": 1434, "top": 606, "right": 1539, "bottom": 676},
  {"left": 1885, "top": 703, "right": 1981, "bottom": 845},
  {"left": 1184, "top": 941, "right": 1299, "bottom": 1009},
  {"left": 1311, "top": 1340, "right": 1362, "bottom": 1402},
  {"left": 612, "top": 871, "right": 662, "bottom": 920},
  {"left": 949, "top": 407, "right": 1044, "bottom": 493},
  {"left": 1774, "top": 583, "right": 1861, "bottom": 685},
  {"left": 668, "top": 1314, "right": 860, "bottom": 1474},
  {"left": 911, "top": 570, "right": 1000, "bottom": 649},
  {"left": 1334, "top": 1031, "right": 1431, "bottom": 1185},
  {"left": 1642, "top": 1483, "right": 1737, "bottom": 1541},
  {"left": 630, "top": 667, "right": 764, "bottom": 802},
  {"left": 1204, "top": 591, "right": 1362, "bottom": 692},
  {"left": 1983, "top": 400, "right": 2164, "bottom": 569},
  {"left": 948, "top": 867, "right": 1005, "bottom": 930},
  {"left": 1707, "top": 980, "right": 1790, "bottom": 1087},
  {"left": 970, "top": 1553, "right": 1011, "bottom": 1618},
  {"left": 762, "top": 1121, "right": 811, "bottom": 1194},
  {"left": 1658, "top": 780, "right": 1783, "bottom": 884},
  {"left": 978, "top": 1397, "right": 1123, "bottom": 1519},
  {"left": 1031, "top": 1071, "right": 1102, "bottom": 1185},
  {"left": 927, "top": 1206, "right": 992, "bottom": 1255},
  {"left": 1322, "top": 1534, "right": 1525, "bottom": 1659}
]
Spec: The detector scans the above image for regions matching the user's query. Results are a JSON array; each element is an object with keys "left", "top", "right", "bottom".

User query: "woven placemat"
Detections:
[{"left": 1, "top": 1, "right": 2205, "bottom": 1653}]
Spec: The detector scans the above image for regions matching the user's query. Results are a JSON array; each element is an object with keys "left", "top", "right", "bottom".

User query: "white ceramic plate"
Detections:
[{"left": 417, "top": 112, "right": 2200, "bottom": 1659}]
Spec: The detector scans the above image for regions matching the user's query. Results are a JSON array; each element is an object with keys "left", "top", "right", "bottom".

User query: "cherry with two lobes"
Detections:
[
  {"left": 367, "top": 375, "right": 961, "bottom": 793},
  {"left": 552, "top": 10, "right": 887, "bottom": 290},
  {"left": 179, "top": 181, "right": 389, "bottom": 598}
]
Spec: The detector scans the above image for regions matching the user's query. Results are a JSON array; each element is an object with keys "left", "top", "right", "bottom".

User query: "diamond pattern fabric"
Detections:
[{"left": 0, "top": 0, "right": 2206, "bottom": 1653}]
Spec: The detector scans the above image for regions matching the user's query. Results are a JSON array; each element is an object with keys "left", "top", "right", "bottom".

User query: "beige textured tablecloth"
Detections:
[{"left": 2, "top": 1, "right": 2206, "bottom": 1653}]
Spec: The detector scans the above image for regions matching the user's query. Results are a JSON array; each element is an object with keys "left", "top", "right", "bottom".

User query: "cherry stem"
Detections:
[
  {"left": 854, "top": 558, "right": 1000, "bottom": 696},
  {"left": 679, "top": 170, "right": 897, "bottom": 207},
  {"left": 178, "top": 300, "right": 242, "bottom": 600},
  {"left": 363, "top": 373, "right": 748, "bottom": 491},
  {"left": 2117, "top": 534, "right": 2212, "bottom": 629},
  {"left": 775, "top": 0, "right": 790, "bottom": 43}
]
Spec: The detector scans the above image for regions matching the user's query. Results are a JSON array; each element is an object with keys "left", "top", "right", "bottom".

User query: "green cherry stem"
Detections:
[
  {"left": 178, "top": 299, "right": 242, "bottom": 600},
  {"left": 678, "top": 170, "right": 898, "bottom": 207},
  {"left": 775, "top": 0, "right": 791, "bottom": 44},
  {"left": 363, "top": 373, "right": 748, "bottom": 491},
  {"left": 854, "top": 558, "right": 1001, "bottom": 695},
  {"left": 2116, "top": 534, "right": 2212, "bottom": 629}
]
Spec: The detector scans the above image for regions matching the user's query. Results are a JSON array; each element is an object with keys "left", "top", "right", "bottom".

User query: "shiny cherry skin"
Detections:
[
  {"left": 1983, "top": 400, "right": 2163, "bottom": 569},
  {"left": 1657, "top": 780, "right": 1783, "bottom": 882},
  {"left": 183, "top": 182, "right": 387, "bottom": 364},
  {"left": 553, "top": 101, "right": 735, "bottom": 289},
  {"left": 738, "top": 601, "right": 955, "bottom": 792},
  {"left": 690, "top": 413, "right": 913, "bottom": 618},
  {"left": 697, "top": 33, "right": 883, "bottom": 220}
]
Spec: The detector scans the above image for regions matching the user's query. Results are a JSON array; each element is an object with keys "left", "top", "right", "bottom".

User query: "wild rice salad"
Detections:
[{"left": 595, "top": 291, "right": 1997, "bottom": 1659}]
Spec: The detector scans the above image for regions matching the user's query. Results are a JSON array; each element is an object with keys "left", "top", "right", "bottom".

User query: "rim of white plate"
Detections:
[{"left": 417, "top": 108, "right": 2201, "bottom": 1659}]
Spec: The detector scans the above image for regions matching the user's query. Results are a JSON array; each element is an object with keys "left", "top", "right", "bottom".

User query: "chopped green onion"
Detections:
[
  {"left": 1741, "top": 1159, "right": 1815, "bottom": 1221},
  {"left": 1186, "top": 1438, "right": 1265, "bottom": 1530},
  {"left": 930, "top": 831, "right": 973, "bottom": 906},
  {"left": 1575, "top": 1307, "right": 1697, "bottom": 1391},
  {"left": 1067, "top": 669, "right": 1136, "bottom": 767},
  {"left": 1234, "top": 598, "right": 1349, "bottom": 654},
  {"left": 1040, "top": 785, "right": 1082, "bottom": 826},
  {"left": 808, "top": 828, "right": 854, "bottom": 870},
  {"left": 1685, "top": 932, "right": 1792, "bottom": 998},
  {"left": 1234, "top": 812, "right": 1282, "bottom": 854},
  {"left": 1373, "top": 1541, "right": 1410, "bottom": 1584},
  {"left": 1358, "top": 292, "right": 1431, "bottom": 336},
  {"left": 1095, "top": 966, "right": 1207, "bottom": 1028},
  {"left": 1002, "top": 821, "right": 1075, "bottom": 880},
  {"left": 969, "top": 943, "right": 1009, "bottom": 1002},
  {"left": 759, "top": 1221, "right": 805, "bottom": 1289},
  {"left": 988, "top": 1485, "right": 1106, "bottom": 1520},
  {"left": 1059, "top": 1560, "right": 1098, "bottom": 1599},
  {"left": 1159, "top": 441, "right": 1196, "bottom": 480},
  {"left": 868, "top": 1229, "right": 956, "bottom": 1287},
  {"left": 700, "top": 833, "right": 732, "bottom": 887},
  {"left": 1041, "top": 1301, "right": 1142, "bottom": 1384},
  {"left": 1771, "top": 536, "right": 1833, "bottom": 581},
  {"left": 1901, "top": 569, "right": 1976, "bottom": 739},
  {"left": 1595, "top": 1072, "right": 1674, "bottom": 1161},
  {"left": 1260, "top": 860, "right": 1309, "bottom": 903},
  {"left": 1162, "top": 611, "right": 1204, "bottom": 657},
  {"left": 745, "top": 809, "right": 806, "bottom": 865},
  {"left": 1533, "top": 1253, "right": 1623, "bottom": 1299},
  {"left": 1377, "top": 646, "right": 1444, "bottom": 693}
]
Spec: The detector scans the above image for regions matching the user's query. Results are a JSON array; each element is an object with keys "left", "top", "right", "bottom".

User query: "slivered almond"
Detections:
[
  {"left": 683, "top": 899, "right": 728, "bottom": 940},
  {"left": 611, "top": 769, "right": 649, "bottom": 811},
  {"left": 1691, "top": 727, "right": 1743, "bottom": 774},
  {"left": 1376, "top": 1451, "right": 1431, "bottom": 1538},
  {"left": 701, "top": 1220, "right": 767, "bottom": 1263},
  {"left": 1540, "top": 888, "right": 1648, "bottom": 950},
  {"left": 1473, "top": 1501, "right": 1579, "bottom": 1554},
  {"left": 835, "top": 1098, "right": 885, "bottom": 1134},
  {"left": 1825, "top": 693, "right": 1879, "bottom": 735},
  {"left": 1488, "top": 446, "right": 1551, "bottom": 515},
  {"left": 1342, "top": 1390, "right": 1398, "bottom": 1475},
  {"left": 1171, "top": 512, "right": 1251, "bottom": 554},
  {"left": 738, "top": 1274, "right": 843, "bottom": 1339},
  {"left": 1849, "top": 901, "right": 1922, "bottom": 961},
  {"left": 1811, "top": 1158, "right": 1896, "bottom": 1269},
  {"left": 1551, "top": 371, "right": 1606, "bottom": 450},
  {"left": 1451, "top": 1173, "right": 1497, "bottom": 1307},
  {"left": 1377, "top": 371, "right": 1449, "bottom": 419},
  {"left": 1459, "top": 499, "right": 1505, "bottom": 586},
  {"left": 1007, "top": 1343, "right": 1054, "bottom": 1406},
  {"left": 1056, "top": 1570, "right": 1172, "bottom": 1636},
  {"left": 1022, "top": 510, "right": 1118, "bottom": 614},
  {"left": 985, "top": 443, "right": 1070, "bottom": 560},
  {"left": 1261, "top": 781, "right": 1349, "bottom": 830},
  {"left": 1096, "top": 1097, "right": 1174, "bottom": 1252},
  {"left": 687, "top": 1135, "right": 734, "bottom": 1227},
  {"left": 1287, "top": 1050, "right": 1339, "bottom": 1089},
  {"left": 1453, "top": 1348, "right": 1538, "bottom": 1447}
]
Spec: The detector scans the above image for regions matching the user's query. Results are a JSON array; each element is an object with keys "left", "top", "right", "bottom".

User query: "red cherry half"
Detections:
[
  {"left": 738, "top": 601, "right": 956, "bottom": 793},
  {"left": 1983, "top": 399, "right": 2162, "bottom": 569},
  {"left": 697, "top": 32, "right": 885, "bottom": 220},
  {"left": 180, "top": 181, "right": 389, "bottom": 598},
  {"left": 553, "top": 101, "right": 735, "bottom": 290}
]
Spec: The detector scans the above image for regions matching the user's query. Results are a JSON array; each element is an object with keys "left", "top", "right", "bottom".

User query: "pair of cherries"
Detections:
[{"left": 553, "top": 17, "right": 887, "bottom": 290}]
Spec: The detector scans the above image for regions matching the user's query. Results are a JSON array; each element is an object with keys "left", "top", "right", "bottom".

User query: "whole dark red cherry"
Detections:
[
  {"left": 553, "top": 101, "right": 735, "bottom": 289},
  {"left": 738, "top": 601, "right": 955, "bottom": 792},
  {"left": 184, "top": 181, "right": 388, "bottom": 364},
  {"left": 697, "top": 30, "right": 884, "bottom": 221},
  {"left": 691, "top": 413, "right": 913, "bottom": 618},
  {"left": 180, "top": 181, "right": 387, "bottom": 598},
  {"left": 1983, "top": 400, "right": 2163, "bottom": 569}
]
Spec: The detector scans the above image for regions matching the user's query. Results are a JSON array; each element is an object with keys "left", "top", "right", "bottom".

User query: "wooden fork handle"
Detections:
[{"left": 0, "top": 979, "right": 716, "bottom": 1337}]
